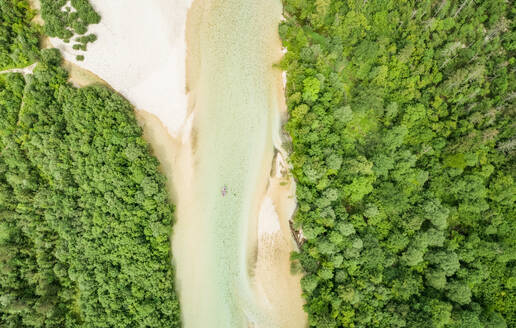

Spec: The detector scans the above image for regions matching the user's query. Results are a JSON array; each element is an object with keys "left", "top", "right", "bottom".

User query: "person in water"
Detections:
[{"left": 221, "top": 185, "right": 228, "bottom": 197}]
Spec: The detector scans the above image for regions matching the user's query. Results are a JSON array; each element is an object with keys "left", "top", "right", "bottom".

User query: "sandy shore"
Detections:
[{"left": 253, "top": 153, "right": 307, "bottom": 328}]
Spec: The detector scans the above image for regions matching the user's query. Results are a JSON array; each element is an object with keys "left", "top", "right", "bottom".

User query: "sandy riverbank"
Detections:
[
  {"left": 251, "top": 14, "right": 307, "bottom": 326},
  {"left": 253, "top": 154, "right": 307, "bottom": 328},
  {"left": 251, "top": 40, "right": 306, "bottom": 326},
  {"left": 253, "top": 152, "right": 307, "bottom": 328}
]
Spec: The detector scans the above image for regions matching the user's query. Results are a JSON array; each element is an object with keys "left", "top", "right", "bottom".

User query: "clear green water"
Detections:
[{"left": 177, "top": 0, "right": 283, "bottom": 326}]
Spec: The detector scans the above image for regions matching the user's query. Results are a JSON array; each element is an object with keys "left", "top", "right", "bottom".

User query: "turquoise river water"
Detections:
[{"left": 171, "top": 0, "right": 287, "bottom": 326}]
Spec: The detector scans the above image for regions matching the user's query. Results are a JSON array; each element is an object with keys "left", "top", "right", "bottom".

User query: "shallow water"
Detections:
[{"left": 172, "top": 0, "right": 286, "bottom": 326}]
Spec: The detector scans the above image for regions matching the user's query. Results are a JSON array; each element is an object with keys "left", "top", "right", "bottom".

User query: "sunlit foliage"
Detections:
[
  {"left": 0, "top": 0, "right": 39, "bottom": 69},
  {"left": 281, "top": 0, "right": 515, "bottom": 326}
]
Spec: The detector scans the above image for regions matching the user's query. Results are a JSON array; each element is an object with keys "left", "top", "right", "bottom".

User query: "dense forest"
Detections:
[
  {"left": 0, "top": 1, "right": 181, "bottom": 327},
  {"left": 0, "top": 0, "right": 39, "bottom": 69},
  {"left": 281, "top": 0, "right": 515, "bottom": 327}
]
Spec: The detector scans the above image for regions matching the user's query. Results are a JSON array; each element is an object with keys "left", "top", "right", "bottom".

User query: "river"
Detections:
[{"left": 171, "top": 0, "right": 302, "bottom": 326}]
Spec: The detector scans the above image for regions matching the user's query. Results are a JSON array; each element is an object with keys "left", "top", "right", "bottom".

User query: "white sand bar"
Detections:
[{"left": 50, "top": 0, "right": 192, "bottom": 135}]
